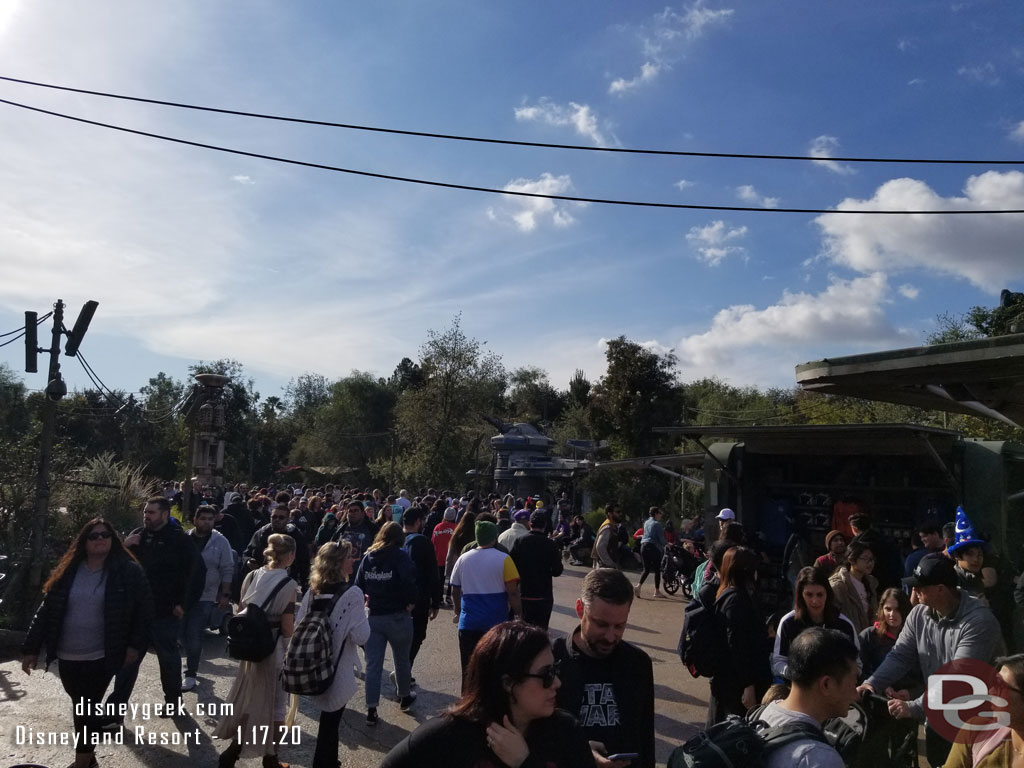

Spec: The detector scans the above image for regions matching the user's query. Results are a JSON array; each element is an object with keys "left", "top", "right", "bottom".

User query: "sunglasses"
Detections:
[
  {"left": 520, "top": 661, "right": 561, "bottom": 688},
  {"left": 87, "top": 530, "right": 113, "bottom": 541}
]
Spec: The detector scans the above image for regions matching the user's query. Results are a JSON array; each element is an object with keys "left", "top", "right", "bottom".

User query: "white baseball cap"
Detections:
[{"left": 715, "top": 508, "right": 736, "bottom": 521}]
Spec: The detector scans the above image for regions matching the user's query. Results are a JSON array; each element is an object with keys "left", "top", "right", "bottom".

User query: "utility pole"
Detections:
[
  {"left": 27, "top": 300, "right": 65, "bottom": 595},
  {"left": 25, "top": 299, "right": 97, "bottom": 598}
]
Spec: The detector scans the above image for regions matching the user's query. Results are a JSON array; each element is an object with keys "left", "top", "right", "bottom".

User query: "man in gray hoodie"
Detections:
[{"left": 859, "top": 553, "right": 1001, "bottom": 767}]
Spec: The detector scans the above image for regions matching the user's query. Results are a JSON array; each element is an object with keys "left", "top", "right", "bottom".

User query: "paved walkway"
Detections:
[{"left": 0, "top": 563, "right": 708, "bottom": 767}]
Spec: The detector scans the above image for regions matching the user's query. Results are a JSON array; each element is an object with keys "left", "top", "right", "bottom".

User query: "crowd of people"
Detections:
[
  {"left": 21, "top": 482, "right": 661, "bottom": 768},
  {"left": 685, "top": 503, "right": 1021, "bottom": 768},
  {"left": 19, "top": 479, "right": 1024, "bottom": 768}
]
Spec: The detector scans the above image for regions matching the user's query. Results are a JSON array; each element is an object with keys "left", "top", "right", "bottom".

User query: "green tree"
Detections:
[
  {"left": 391, "top": 316, "right": 506, "bottom": 488},
  {"left": 507, "top": 366, "right": 564, "bottom": 424},
  {"left": 291, "top": 371, "right": 396, "bottom": 485},
  {"left": 285, "top": 373, "right": 332, "bottom": 431},
  {"left": 588, "top": 337, "right": 679, "bottom": 459},
  {"left": 568, "top": 369, "right": 591, "bottom": 409},
  {"left": 388, "top": 357, "right": 424, "bottom": 393}
]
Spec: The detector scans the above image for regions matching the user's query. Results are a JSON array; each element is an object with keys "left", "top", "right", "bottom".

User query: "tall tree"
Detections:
[
  {"left": 588, "top": 336, "right": 679, "bottom": 458},
  {"left": 392, "top": 316, "right": 506, "bottom": 487},
  {"left": 507, "top": 366, "right": 564, "bottom": 424}
]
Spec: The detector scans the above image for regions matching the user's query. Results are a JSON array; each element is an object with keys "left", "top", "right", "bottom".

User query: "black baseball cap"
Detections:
[{"left": 902, "top": 553, "right": 958, "bottom": 589}]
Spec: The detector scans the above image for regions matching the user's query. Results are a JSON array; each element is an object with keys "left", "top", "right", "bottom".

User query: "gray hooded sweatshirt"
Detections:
[{"left": 865, "top": 589, "right": 1001, "bottom": 721}]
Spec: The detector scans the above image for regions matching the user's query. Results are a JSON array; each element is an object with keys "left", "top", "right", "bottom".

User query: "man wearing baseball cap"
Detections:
[{"left": 859, "top": 552, "right": 1001, "bottom": 767}]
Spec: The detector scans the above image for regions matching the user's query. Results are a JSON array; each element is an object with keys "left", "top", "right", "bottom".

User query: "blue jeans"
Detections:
[
  {"left": 364, "top": 612, "right": 413, "bottom": 708},
  {"left": 108, "top": 615, "right": 181, "bottom": 705},
  {"left": 182, "top": 601, "right": 216, "bottom": 678}
]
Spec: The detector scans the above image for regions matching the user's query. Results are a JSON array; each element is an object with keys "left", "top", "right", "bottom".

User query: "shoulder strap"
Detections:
[
  {"left": 759, "top": 722, "right": 827, "bottom": 750},
  {"left": 258, "top": 571, "right": 292, "bottom": 612}
]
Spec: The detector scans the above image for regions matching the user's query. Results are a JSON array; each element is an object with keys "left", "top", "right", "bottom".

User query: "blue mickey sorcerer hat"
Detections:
[{"left": 947, "top": 505, "right": 988, "bottom": 555}]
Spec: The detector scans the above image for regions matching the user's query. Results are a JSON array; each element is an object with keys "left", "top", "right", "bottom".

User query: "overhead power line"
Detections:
[
  {"left": 1, "top": 75, "right": 1022, "bottom": 166},
  {"left": 1, "top": 97, "right": 1022, "bottom": 215},
  {"left": 0, "top": 310, "right": 53, "bottom": 339},
  {"left": 0, "top": 331, "right": 25, "bottom": 348}
]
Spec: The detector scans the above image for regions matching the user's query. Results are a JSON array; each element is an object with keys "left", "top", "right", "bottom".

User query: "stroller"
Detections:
[{"left": 661, "top": 541, "right": 703, "bottom": 597}]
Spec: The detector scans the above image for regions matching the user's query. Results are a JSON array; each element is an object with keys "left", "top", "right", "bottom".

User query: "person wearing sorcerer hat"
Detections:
[{"left": 947, "top": 506, "right": 1000, "bottom": 606}]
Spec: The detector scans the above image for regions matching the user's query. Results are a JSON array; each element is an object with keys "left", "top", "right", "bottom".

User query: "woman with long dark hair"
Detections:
[
  {"left": 22, "top": 518, "right": 152, "bottom": 768},
  {"left": 772, "top": 565, "right": 859, "bottom": 680},
  {"left": 445, "top": 511, "right": 477, "bottom": 587},
  {"left": 381, "top": 621, "right": 595, "bottom": 768},
  {"left": 829, "top": 540, "right": 879, "bottom": 633},
  {"left": 708, "top": 546, "right": 770, "bottom": 724}
]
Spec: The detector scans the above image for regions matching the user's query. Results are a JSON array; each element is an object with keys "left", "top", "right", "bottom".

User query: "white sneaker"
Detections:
[
  {"left": 181, "top": 676, "right": 197, "bottom": 692},
  {"left": 653, "top": 591, "right": 667, "bottom": 599},
  {"left": 634, "top": 584, "right": 642, "bottom": 598}
]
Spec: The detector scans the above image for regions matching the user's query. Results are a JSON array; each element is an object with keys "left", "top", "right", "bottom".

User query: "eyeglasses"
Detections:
[
  {"left": 271, "top": 515, "right": 288, "bottom": 521},
  {"left": 87, "top": 530, "right": 113, "bottom": 540},
  {"left": 520, "top": 662, "right": 561, "bottom": 688}
]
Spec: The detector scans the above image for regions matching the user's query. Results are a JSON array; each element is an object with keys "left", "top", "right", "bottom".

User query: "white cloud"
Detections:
[
  {"left": 815, "top": 171, "right": 1024, "bottom": 292},
  {"left": 675, "top": 179, "right": 696, "bottom": 191},
  {"left": 907, "top": 78, "right": 925, "bottom": 86},
  {"left": 676, "top": 273, "right": 904, "bottom": 375},
  {"left": 736, "top": 184, "right": 779, "bottom": 208},
  {"left": 610, "top": 2, "right": 734, "bottom": 95},
  {"left": 898, "top": 284, "right": 920, "bottom": 299},
  {"left": 809, "top": 135, "right": 855, "bottom": 176},
  {"left": 609, "top": 62, "right": 661, "bottom": 94},
  {"left": 231, "top": 175, "right": 255, "bottom": 185},
  {"left": 514, "top": 98, "right": 615, "bottom": 147},
  {"left": 1010, "top": 121, "right": 1024, "bottom": 143},
  {"left": 686, "top": 219, "right": 748, "bottom": 266},
  {"left": 487, "top": 172, "right": 586, "bottom": 232},
  {"left": 958, "top": 62, "right": 999, "bottom": 85}
]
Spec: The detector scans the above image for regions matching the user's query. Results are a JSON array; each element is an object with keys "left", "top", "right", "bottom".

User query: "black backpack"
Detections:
[
  {"left": 667, "top": 708, "right": 828, "bottom": 768},
  {"left": 227, "top": 572, "right": 291, "bottom": 662},
  {"left": 677, "top": 589, "right": 719, "bottom": 678}
]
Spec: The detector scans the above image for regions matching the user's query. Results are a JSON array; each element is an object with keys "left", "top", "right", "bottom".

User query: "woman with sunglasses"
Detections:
[
  {"left": 22, "top": 518, "right": 153, "bottom": 768},
  {"left": 381, "top": 621, "right": 596, "bottom": 768}
]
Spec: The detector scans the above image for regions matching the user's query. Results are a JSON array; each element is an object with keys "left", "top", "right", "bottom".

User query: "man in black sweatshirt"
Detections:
[
  {"left": 106, "top": 496, "right": 196, "bottom": 716},
  {"left": 553, "top": 568, "right": 654, "bottom": 768},
  {"left": 402, "top": 506, "right": 440, "bottom": 682},
  {"left": 510, "top": 510, "right": 563, "bottom": 630}
]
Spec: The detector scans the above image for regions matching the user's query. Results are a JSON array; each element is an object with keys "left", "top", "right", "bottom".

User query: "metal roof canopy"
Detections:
[
  {"left": 794, "top": 333, "right": 1024, "bottom": 428},
  {"left": 595, "top": 452, "right": 706, "bottom": 487},
  {"left": 654, "top": 424, "right": 963, "bottom": 493}
]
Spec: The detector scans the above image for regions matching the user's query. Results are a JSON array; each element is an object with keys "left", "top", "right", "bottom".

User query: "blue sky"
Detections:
[{"left": 1, "top": 1, "right": 1023, "bottom": 402}]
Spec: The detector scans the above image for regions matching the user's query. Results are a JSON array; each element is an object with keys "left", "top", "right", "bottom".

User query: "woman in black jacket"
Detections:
[
  {"left": 381, "top": 621, "right": 595, "bottom": 768},
  {"left": 22, "top": 517, "right": 152, "bottom": 768},
  {"left": 709, "top": 546, "right": 770, "bottom": 724}
]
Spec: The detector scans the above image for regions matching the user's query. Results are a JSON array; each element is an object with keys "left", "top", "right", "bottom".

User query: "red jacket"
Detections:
[{"left": 432, "top": 522, "right": 456, "bottom": 567}]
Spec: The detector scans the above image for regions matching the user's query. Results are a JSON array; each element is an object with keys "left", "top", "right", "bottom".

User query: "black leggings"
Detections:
[
  {"left": 59, "top": 658, "right": 115, "bottom": 754},
  {"left": 638, "top": 543, "right": 661, "bottom": 589},
  {"left": 313, "top": 705, "right": 345, "bottom": 768}
]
